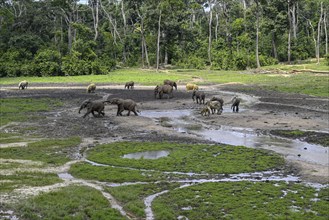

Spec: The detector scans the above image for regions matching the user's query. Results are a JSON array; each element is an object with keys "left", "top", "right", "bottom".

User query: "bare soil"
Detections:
[{"left": 1, "top": 83, "right": 328, "bottom": 184}]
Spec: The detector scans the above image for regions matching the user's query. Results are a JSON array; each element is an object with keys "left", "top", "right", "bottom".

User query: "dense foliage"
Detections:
[{"left": 0, "top": 0, "right": 328, "bottom": 76}]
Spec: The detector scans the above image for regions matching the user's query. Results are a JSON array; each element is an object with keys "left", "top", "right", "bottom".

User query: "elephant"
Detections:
[
  {"left": 154, "top": 84, "right": 174, "bottom": 99},
  {"left": 192, "top": 90, "right": 205, "bottom": 104},
  {"left": 79, "top": 99, "right": 106, "bottom": 118},
  {"left": 18, "top": 80, "right": 28, "bottom": 90},
  {"left": 163, "top": 80, "right": 177, "bottom": 90},
  {"left": 206, "top": 100, "right": 223, "bottom": 115},
  {"left": 110, "top": 98, "right": 139, "bottom": 116},
  {"left": 201, "top": 106, "right": 211, "bottom": 117},
  {"left": 125, "top": 81, "right": 134, "bottom": 89},
  {"left": 210, "top": 96, "right": 224, "bottom": 108},
  {"left": 87, "top": 83, "right": 96, "bottom": 93},
  {"left": 186, "top": 83, "right": 199, "bottom": 91},
  {"left": 231, "top": 96, "right": 241, "bottom": 113}
]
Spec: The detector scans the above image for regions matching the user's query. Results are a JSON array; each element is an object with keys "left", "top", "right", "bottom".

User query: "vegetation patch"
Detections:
[
  {"left": 0, "top": 172, "right": 62, "bottom": 193},
  {"left": 8, "top": 185, "right": 125, "bottom": 220},
  {"left": 0, "top": 137, "right": 81, "bottom": 165},
  {"left": 153, "top": 182, "right": 329, "bottom": 220},
  {"left": 83, "top": 142, "right": 284, "bottom": 174},
  {"left": 0, "top": 98, "right": 63, "bottom": 126},
  {"left": 105, "top": 182, "right": 180, "bottom": 219},
  {"left": 270, "top": 130, "right": 329, "bottom": 147}
]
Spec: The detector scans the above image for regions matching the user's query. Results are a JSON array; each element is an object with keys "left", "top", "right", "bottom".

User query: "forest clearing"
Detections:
[{"left": 1, "top": 67, "right": 328, "bottom": 219}]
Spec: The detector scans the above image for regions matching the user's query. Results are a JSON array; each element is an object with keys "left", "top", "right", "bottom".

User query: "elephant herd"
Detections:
[{"left": 17, "top": 79, "right": 240, "bottom": 119}]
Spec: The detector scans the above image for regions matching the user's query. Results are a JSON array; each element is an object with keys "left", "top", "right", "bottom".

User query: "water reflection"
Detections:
[
  {"left": 141, "top": 110, "right": 329, "bottom": 166},
  {"left": 122, "top": 150, "right": 170, "bottom": 160}
]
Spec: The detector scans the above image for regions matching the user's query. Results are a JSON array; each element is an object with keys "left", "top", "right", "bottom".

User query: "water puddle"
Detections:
[
  {"left": 58, "top": 172, "right": 74, "bottom": 180},
  {"left": 122, "top": 150, "right": 170, "bottom": 160},
  {"left": 141, "top": 110, "right": 329, "bottom": 166},
  {"left": 198, "top": 127, "right": 328, "bottom": 166}
]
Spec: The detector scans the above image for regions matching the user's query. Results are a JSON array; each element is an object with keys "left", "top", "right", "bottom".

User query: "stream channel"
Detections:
[{"left": 56, "top": 109, "right": 328, "bottom": 220}]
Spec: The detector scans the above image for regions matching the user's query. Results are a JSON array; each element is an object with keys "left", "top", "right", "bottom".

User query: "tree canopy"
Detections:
[{"left": 0, "top": 0, "right": 328, "bottom": 77}]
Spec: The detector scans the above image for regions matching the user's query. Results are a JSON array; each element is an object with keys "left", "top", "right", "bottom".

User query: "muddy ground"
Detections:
[{"left": 1, "top": 83, "right": 328, "bottom": 184}]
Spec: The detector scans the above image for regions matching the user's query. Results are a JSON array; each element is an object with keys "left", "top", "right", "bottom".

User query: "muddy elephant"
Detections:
[
  {"left": 79, "top": 99, "right": 106, "bottom": 118},
  {"left": 231, "top": 96, "right": 241, "bottom": 113},
  {"left": 125, "top": 81, "right": 134, "bottom": 89},
  {"left": 186, "top": 83, "right": 199, "bottom": 91},
  {"left": 154, "top": 84, "right": 174, "bottom": 99},
  {"left": 210, "top": 96, "right": 224, "bottom": 109},
  {"left": 201, "top": 106, "right": 211, "bottom": 117},
  {"left": 110, "top": 98, "right": 139, "bottom": 116},
  {"left": 192, "top": 90, "right": 205, "bottom": 104},
  {"left": 18, "top": 80, "right": 28, "bottom": 90},
  {"left": 163, "top": 80, "right": 177, "bottom": 90},
  {"left": 87, "top": 83, "right": 96, "bottom": 93},
  {"left": 206, "top": 100, "right": 223, "bottom": 115}
]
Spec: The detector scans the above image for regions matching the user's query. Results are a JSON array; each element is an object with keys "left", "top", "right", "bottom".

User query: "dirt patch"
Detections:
[{"left": 1, "top": 84, "right": 328, "bottom": 183}]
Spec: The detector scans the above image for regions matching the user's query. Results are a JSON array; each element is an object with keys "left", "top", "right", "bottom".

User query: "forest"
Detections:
[{"left": 0, "top": 0, "right": 328, "bottom": 77}]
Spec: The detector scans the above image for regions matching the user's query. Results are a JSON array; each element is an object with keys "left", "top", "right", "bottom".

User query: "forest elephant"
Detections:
[
  {"left": 206, "top": 100, "right": 223, "bottom": 115},
  {"left": 192, "top": 90, "right": 205, "bottom": 104},
  {"left": 231, "top": 96, "right": 241, "bottom": 113},
  {"left": 125, "top": 81, "right": 134, "bottom": 89},
  {"left": 110, "top": 98, "right": 139, "bottom": 116},
  {"left": 18, "top": 80, "right": 28, "bottom": 90},
  {"left": 201, "top": 106, "right": 211, "bottom": 117},
  {"left": 186, "top": 83, "right": 199, "bottom": 91},
  {"left": 163, "top": 80, "right": 177, "bottom": 90},
  {"left": 210, "top": 96, "right": 224, "bottom": 110},
  {"left": 87, "top": 83, "right": 96, "bottom": 93},
  {"left": 78, "top": 99, "right": 106, "bottom": 118},
  {"left": 154, "top": 84, "right": 174, "bottom": 99}
]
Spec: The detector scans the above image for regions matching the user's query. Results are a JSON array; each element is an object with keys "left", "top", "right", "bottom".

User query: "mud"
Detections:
[{"left": 1, "top": 83, "right": 328, "bottom": 185}]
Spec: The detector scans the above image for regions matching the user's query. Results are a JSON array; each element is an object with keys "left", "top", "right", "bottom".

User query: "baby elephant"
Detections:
[
  {"left": 79, "top": 99, "right": 106, "bottom": 118},
  {"left": 231, "top": 96, "right": 241, "bottom": 113},
  {"left": 210, "top": 96, "right": 224, "bottom": 109},
  {"left": 110, "top": 98, "right": 139, "bottom": 116},
  {"left": 87, "top": 83, "right": 96, "bottom": 93},
  {"left": 125, "top": 81, "right": 134, "bottom": 89},
  {"left": 192, "top": 90, "right": 205, "bottom": 104},
  {"left": 154, "top": 84, "right": 174, "bottom": 99},
  {"left": 18, "top": 80, "right": 28, "bottom": 90},
  {"left": 201, "top": 106, "right": 211, "bottom": 117},
  {"left": 163, "top": 79, "right": 177, "bottom": 90},
  {"left": 186, "top": 83, "right": 199, "bottom": 91},
  {"left": 206, "top": 100, "right": 223, "bottom": 115}
]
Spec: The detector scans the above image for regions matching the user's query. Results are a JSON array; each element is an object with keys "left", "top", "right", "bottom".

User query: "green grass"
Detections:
[
  {"left": 153, "top": 182, "right": 329, "bottom": 220},
  {"left": 1, "top": 66, "right": 328, "bottom": 97},
  {"left": 0, "top": 98, "right": 63, "bottom": 126},
  {"left": 0, "top": 172, "right": 62, "bottom": 193},
  {"left": 0, "top": 137, "right": 81, "bottom": 165},
  {"left": 10, "top": 185, "right": 126, "bottom": 220},
  {"left": 105, "top": 182, "right": 180, "bottom": 219},
  {"left": 70, "top": 142, "right": 284, "bottom": 182}
]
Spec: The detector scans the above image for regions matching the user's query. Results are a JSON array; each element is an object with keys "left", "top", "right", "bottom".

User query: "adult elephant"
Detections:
[
  {"left": 78, "top": 99, "right": 106, "bottom": 118},
  {"left": 18, "top": 80, "right": 28, "bottom": 90},
  {"left": 154, "top": 84, "right": 174, "bottom": 99},
  {"left": 163, "top": 79, "right": 177, "bottom": 90},
  {"left": 110, "top": 98, "right": 140, "bottom": 116}
]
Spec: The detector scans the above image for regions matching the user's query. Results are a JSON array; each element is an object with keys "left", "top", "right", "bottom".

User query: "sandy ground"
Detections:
[{"left": 1, "top": 83, "right": 328, "bottom": 184}]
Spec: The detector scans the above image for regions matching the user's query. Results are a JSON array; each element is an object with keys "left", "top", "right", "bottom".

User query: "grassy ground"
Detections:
[{"left": 1, "top": 62, "right": 328, "bottom": 97}]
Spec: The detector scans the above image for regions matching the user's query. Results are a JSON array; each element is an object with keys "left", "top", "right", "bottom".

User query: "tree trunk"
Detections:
[
  {"left": 287, "top": 0, "right": 292, "bottom": 64},
  {"left": 89, "top": 0, "right": 99, "bottom": 41},
  {"left": 272, "top": 32, "right": 278, "bottom": 59},
  {"left": 255, "top": 0, "right": 260, "bottom": 68},
  {"left": 208, "top": 0, "right": 213, "bottom": 65},
  {"left": 121, "top": 0, "right": 127, "bottom": 63},
  {"left": 324, "top": 11, "right": 328, "bottom": 55},
  {"left": 215, "top": 13, "right": 219, "bottom": 41},
  {"left": 100, "top": 1, "right": 122, "bottom": 45},
  {"left": 316, "top": 2, "right": 323, "bottom": 64},
  {"left": 156, "top": 10, "right": 162, "bottom": 72}
]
